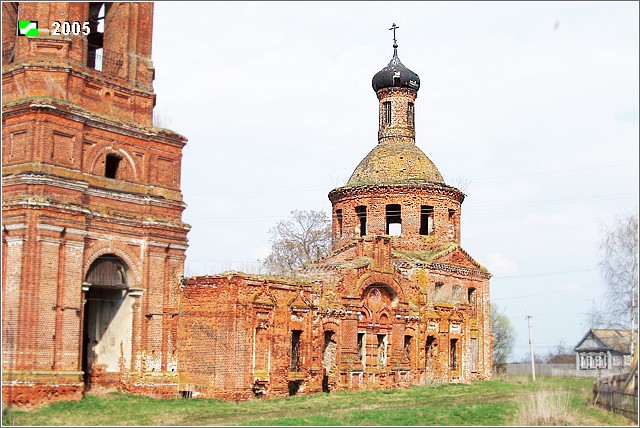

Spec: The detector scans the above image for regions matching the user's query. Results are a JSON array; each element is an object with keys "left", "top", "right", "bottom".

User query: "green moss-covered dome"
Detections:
[{"left": 346, "top": 141, "right": 444, "bottom": 186}]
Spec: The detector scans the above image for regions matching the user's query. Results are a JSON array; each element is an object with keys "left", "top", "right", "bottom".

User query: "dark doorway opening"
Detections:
[{"left": 288, "top": 380, "right": 302, "bottom": 396}]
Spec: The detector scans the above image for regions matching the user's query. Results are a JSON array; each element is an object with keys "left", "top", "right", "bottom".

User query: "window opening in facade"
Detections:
[
  {"left": 383, "top": 101, "right": 392, "bottom": 125},
  {"left": 468, "top": 288, "right": 476, "bottom": 316},
  {"left": 386, "top": 204, "right": 402, "bottom": 236},
  {"left": 322, "top": 331, "right": 337, "bottom": 393},
  {"left": 254, "top": 327, "right": 269, "bottom": 372},
  {"left": 355, "top": 206, "right": 367, "bottom": 236},
  {"left": 357, "top": 332, "right": 365, "bottom": 366},
  {"left": 403, "top": 335, "right": 412, "bottom": 362},
  {"left": 453, "top": 285, "right": 462, "bottom": 302},
  {"left": 435, "top": 282, "right": 444, "bottom": 301},
  {"left": 470, "top": 338, "right": 479, "bottom": 373},
  {"left": 420, "top": 205, "right": 434, "bottom": 235},
  {"left": 105, "top": 154, "right": 122, "bottom": 179},
  {"left": 407, "top": 102, "right": 414, "bottom": 127},
  {"left": 448, "top": 208, "right": 455, "bottom": 219},
  {"left": 425, "top": 336, "right": 437, "bottom": 371},
  {"left": 336, "top": 209, "right": 343, "bottom": 236},
  {"left": 450, "top": 338, "right": 459, "bottom": 371},
  {"left": 377, "top": 334, "right": 387, "bottom": 368},
  {"left": 290, "top": 330, "right": 302, "bottom": 372},
  {"left": 87, "top": 2, "right": 109, "bottom": 70}
]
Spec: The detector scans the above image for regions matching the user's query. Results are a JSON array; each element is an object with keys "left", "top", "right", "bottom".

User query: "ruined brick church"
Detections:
[{"left": 2, "top": 2, "right": 492, "bottom": 406}]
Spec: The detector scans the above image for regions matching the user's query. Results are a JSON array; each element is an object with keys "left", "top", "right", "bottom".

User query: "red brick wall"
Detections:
[
  {"left": 178, "top": 239, "right": 492, "bottom": 399},
  {"left": 2, "top": 2, "right": 188, "bottom": 406},
  {"left": 329, "top": 184, "right": 464, "bottom": 253}
]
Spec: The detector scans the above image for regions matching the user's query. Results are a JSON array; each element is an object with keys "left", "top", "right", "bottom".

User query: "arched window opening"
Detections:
[
  {"left": 104, "top": 153, "right": 122, "bottom": 179},
  {"left": 420, "top": 205, "right": 434, "bottom": 236},
  {"left": 386, "top": 204, "right": 401, "bottom": 236},
  {"left": 87, "top": 2, "right": 109, "bottom": 70},
  {"left": 355, "top": 205, "right": 367, "bottom": 237}
]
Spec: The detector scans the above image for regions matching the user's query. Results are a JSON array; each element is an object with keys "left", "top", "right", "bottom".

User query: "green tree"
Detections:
[
  {"left": 262, "top": 209, "right": 332, "bottom": 276},
  {"left": 491, "top": 303, "right": 516, "bottom": 368}
]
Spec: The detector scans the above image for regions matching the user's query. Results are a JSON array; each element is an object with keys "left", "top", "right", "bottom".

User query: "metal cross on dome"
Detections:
[{"left": 389, "top": 23, "right": 399, "bottom": 47}]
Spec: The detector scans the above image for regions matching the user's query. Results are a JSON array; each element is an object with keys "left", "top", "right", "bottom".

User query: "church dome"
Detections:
[
  {"left": 372, "top": 48, "right": 420, "bottom": 92},
  {"left": 346, "top": 141, "right": 444, "bottom": 186}
]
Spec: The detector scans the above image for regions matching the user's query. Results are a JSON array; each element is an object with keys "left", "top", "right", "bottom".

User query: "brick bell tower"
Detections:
[
  {"left": 329, "top": 27, "right": 464, "bottom": 253},
  {"left": 2, "top": 2, "right": 189, "bottom": 406}
]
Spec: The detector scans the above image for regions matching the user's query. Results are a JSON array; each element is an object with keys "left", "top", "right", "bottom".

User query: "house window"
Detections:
[
  {"left": 105, "top": 154, "right": 122, "bottom": 179},
  {"left": 450, "top": 338, "right": 459, "bottom": 371},
  {"left": 386, "top": 204, "right": 402, "bottom": 236},
  {"left": 407, "top": 102, "right": 414, "bottom": 127},
  {"left": 290, "top": 330, "right": 302, "bottom": 372},
  {"left": 336, "top": 209, "right": 343, "bottom": 236},
  {"left": 420, "top": 205, "right": 434, "bottom": 235},
  {"left": 355, "top": 206, "right": 367, "bottom": 236},
  {"left": 383, "top": 101, "right": 392, "bottom": 125},
  {"left": 377, "top": 334, "right": 387, "bottom": 368},
  {"left": 435, "top": 282, "right": 444, "bottom": 301}
]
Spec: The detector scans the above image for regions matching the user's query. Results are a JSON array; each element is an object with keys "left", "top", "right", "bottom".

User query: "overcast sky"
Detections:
[{"left": 151, "top": 1, "right": 639, "bottom": 362}]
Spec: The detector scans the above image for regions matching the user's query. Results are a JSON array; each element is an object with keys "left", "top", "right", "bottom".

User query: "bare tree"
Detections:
[
  {"left": 598, "top": 213, "right": 638, "bottom": 354},
  {"left": 262, "top": 209, "right": 332, "bottom": 276},
  {"left": 491, "top": 303, "right": 516, "bottom": 368}
]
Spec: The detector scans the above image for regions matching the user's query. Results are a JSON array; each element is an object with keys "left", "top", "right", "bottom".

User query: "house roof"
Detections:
[{"left": 574, "top": 329, "right": 633, "bottom": 354}]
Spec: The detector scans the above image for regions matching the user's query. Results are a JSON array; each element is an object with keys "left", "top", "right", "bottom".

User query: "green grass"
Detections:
[{"left": 2, "top": 376, "right": 635, "bottom": 426}]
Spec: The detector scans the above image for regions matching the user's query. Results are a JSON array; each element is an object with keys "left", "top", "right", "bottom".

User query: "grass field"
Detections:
[{"left": 2, "top": 376, "right": 635, "bottom": 426}]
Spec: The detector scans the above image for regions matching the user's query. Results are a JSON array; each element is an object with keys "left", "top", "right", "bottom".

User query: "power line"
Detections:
[{"left": 492, "top": 267, "right": 597, "bottom": 279}]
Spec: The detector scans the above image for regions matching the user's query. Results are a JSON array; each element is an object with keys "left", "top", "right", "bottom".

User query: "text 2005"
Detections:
[{"left": 51, "top": 21, "right": 90, "bottom": 36}]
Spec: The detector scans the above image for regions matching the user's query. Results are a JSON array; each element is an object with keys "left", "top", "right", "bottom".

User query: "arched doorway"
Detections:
[{"left": 81, "top": 254, "right": 134, "bottom": 389}]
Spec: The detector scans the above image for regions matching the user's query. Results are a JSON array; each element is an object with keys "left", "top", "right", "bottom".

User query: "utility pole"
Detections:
[{"left": 526, "top": 315, "right": 536, "bottom": 381}]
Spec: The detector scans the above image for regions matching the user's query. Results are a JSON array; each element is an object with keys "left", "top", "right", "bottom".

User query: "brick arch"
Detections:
[
  {"left": 83, "top": 245, "right": 142, "bottom": 287},
  {"left": 322, "top": 320, "right": 340, "bottom": 332},
  {"left": 377, "top": 309, "right": 392, "bottom": 328},
  {"left": 355, "top": 272, "right": 404, "bottom": 305},
  {"left": 87, "top": 144, "right": 139, "bottom": 180}
]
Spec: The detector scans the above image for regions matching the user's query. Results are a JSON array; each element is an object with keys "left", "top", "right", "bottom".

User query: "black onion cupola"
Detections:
[{"left": 371, "top": 43, "right": 420, "bottom": 91}]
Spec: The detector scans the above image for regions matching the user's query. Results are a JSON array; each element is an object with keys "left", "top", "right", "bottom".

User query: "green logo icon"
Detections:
[{"left": 18, "top": 20, "right": 38, "bottom": 37}]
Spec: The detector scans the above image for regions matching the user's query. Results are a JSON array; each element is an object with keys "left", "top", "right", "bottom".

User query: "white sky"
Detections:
[{"left": 151, "top": 1, "right": 639, "bottom": 362}]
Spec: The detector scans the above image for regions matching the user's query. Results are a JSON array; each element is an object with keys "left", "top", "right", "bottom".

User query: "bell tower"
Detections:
[{"left": 2, "top": 2, "right": 189, "bottom": 406}]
